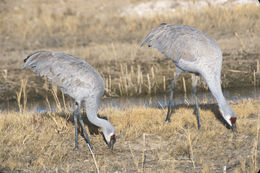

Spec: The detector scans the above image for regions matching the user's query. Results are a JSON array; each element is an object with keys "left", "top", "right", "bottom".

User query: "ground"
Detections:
[{"left": 0, "top": 99, "right": 259, "bottom": 172}]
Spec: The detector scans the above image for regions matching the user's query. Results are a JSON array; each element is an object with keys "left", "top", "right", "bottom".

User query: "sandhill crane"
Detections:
[
  {"left": 23, "top": 51, "right": 116, "bottom": 150},
  {"left": 141, "top": 23, "right": 236, "bottom": 129}
]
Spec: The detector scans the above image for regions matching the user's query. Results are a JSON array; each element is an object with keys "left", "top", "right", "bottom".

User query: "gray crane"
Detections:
[
  {"left": 141, "top": 23, "right": 236, "bottom": 129},
  {"left": 23, "top": 51, "right": 116, "bottom": 150}
]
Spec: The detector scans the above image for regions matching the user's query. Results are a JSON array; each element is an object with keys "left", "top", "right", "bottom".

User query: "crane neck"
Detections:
[
  {"left": 204, "top": 74, "right": 234, "bottom": 118},
  {"left": 84, "top": 102, "right": 113, "bottom": 132},
  {"left": 87, "top": 111, "right": 109, "bottom": 129}
]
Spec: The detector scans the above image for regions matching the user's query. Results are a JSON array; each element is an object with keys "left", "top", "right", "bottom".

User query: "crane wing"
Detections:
[
  {"left": 141, "top": 23, "right": 204, "bottom": 62},
  {"left": 23, "top": 51, "right": 102, "bottom": 97}
]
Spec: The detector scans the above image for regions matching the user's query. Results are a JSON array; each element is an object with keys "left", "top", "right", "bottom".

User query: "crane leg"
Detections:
[
  {"left": 192, "top": 75, "right": 201, "bottom": 129},
  {"left": 73, "top": 102, "right": 93, "bottom": 150},
  {"left": 73, "top": 107, "right": 79, "bottom": 150},
  {"left": 77, "top": 113, "right": 93, "bottom": 150},
  {"left": 165, "top": 68, "right": 182, "bottom": 122}
]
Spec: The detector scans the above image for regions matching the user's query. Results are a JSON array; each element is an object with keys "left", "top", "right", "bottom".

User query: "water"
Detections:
[
  {"left": 101, "top": 87, "right": 260, "bottom": 109},
  {"left": 1, "top": 87, "right": 259, "bottom": 113}
]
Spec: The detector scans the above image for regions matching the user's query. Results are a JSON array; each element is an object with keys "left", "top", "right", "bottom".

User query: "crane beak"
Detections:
[
  {"left": 108, "top": 134, "right": 116, "bottom": 150},
  {"left": 231, "top": 123, "right": 236, "bottom": 131}
]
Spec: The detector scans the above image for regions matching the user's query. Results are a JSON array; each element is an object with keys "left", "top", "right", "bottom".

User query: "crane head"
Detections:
[
  {"left": 103, "top": 133, "right": 116, "bottom": 150},
  {"left": 220, "top": 107, "right": 237, "bottom": 131},
  {"left": 102, "top": 124, "right": 116, "bottom": 150},
  {"left": 108, "top": 134, "right": 116, "bottom": 150},
  {"left": 230, "top": 117, "right": 236, "bottom": 131}
]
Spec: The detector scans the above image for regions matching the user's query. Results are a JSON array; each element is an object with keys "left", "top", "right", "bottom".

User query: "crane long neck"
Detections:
[
  {"left": 87, "top": 111, "right": 107, "bottom": 129},
  {"left": 203, "top": 73, "right": 228, "bottom": 110},
  {"left": 211, "top": 84, "right": 227, "bottom": 108},
  {"left": 202, "top": 71, "right": 237, "bottom": 127},
  {"left": 84, "top": 103, "right": 110, "bottom": 130}
]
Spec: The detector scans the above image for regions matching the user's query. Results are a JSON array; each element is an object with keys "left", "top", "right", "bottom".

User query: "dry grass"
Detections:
[
  {"left": 0, "top": 99, "right": 259, "bottom": 172},
  {"left": 0, "top": 1, "right": 259, "bottom": 52}
]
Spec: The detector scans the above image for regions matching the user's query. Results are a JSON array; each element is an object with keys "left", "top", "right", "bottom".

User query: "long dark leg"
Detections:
[
  {"left": 166, "top": 68, "right": 182, "bottom": 122},
  {"left": 73, "top": 103, "right": 79, "bottom": 150},
  {"left": 74, "top": 102, "right": 93, "bottom": 150},
  {"left": 192, "top": 75, "right": 201, "bottom": 129},
  {"left": 77, "top": 113, "right": 93, "bottom": 150},
  {"left": 75, "top": 102, "right": 93, "bottom": 150}
]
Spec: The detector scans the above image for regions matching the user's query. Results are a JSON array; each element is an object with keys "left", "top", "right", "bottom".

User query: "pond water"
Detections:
[
  {"left": 101, "top": 87, "right": 260, "bottom": 109},
  {"left": 0, "top": 87, "right": 259, "bottom": 113},
  {"left": 16, "top": 87, "right": 259, "bottom": 113}
]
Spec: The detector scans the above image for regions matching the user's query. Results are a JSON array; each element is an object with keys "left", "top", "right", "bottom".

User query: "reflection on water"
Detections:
[
  {"left": 101, "top": 87, "right": 260, "bottom": 109},
  {"left": 0, "top": 87, "right": 259, "bottom": 113}
]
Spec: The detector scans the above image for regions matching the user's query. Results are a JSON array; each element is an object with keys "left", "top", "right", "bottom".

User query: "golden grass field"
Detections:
[
  {"left": 0, "top": 99, "right": 259, "bottom": 172},
  {"left": 0, "top": 0, "right": 260, "bottom": 172}
]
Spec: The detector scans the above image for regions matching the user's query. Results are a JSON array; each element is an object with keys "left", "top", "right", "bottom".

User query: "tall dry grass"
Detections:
[
  {"left": 16, "top": 79, "right": 28, "bottom": 113},
  {"left": 0, "top": 1, "right": 259, "bottom": 52}
]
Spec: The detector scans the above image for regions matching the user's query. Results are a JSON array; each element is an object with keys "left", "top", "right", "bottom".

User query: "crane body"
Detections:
[
  {"left": 141, "top": 23, "right": 236, "bottom": 129},
  {"left": 24, "top": 51, "right": 116, "bottom": 150}
]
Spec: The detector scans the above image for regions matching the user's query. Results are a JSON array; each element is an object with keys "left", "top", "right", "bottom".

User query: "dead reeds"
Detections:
[
  {"left": 50, "top": 86, "right": 62, "bottom": 112},
  {"left": 115, "top": 64, "right": 161, "bottom": 96},
  {"left": 1, "top": 69, "right": 8, "bottom": 81},
  {"left": 16, "top": 79, "right": 27, "bottom": 113}
]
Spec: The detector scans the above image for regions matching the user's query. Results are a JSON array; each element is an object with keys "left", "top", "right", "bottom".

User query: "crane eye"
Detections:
[{"left": 230, "top": 117, "right": 236, "bottom": 124}]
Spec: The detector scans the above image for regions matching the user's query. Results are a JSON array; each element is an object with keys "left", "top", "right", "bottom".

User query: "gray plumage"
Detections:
[
  {"left": 141, "top": 23, "right": 236, "bottom": 128},
  {"left": 23, "top": 50, "right": 116, "bottom": 150}
]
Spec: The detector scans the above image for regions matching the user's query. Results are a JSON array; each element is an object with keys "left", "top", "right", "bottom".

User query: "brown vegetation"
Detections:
[{"left": 0, "top": 99, "right": 259, "bottom": 172}]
